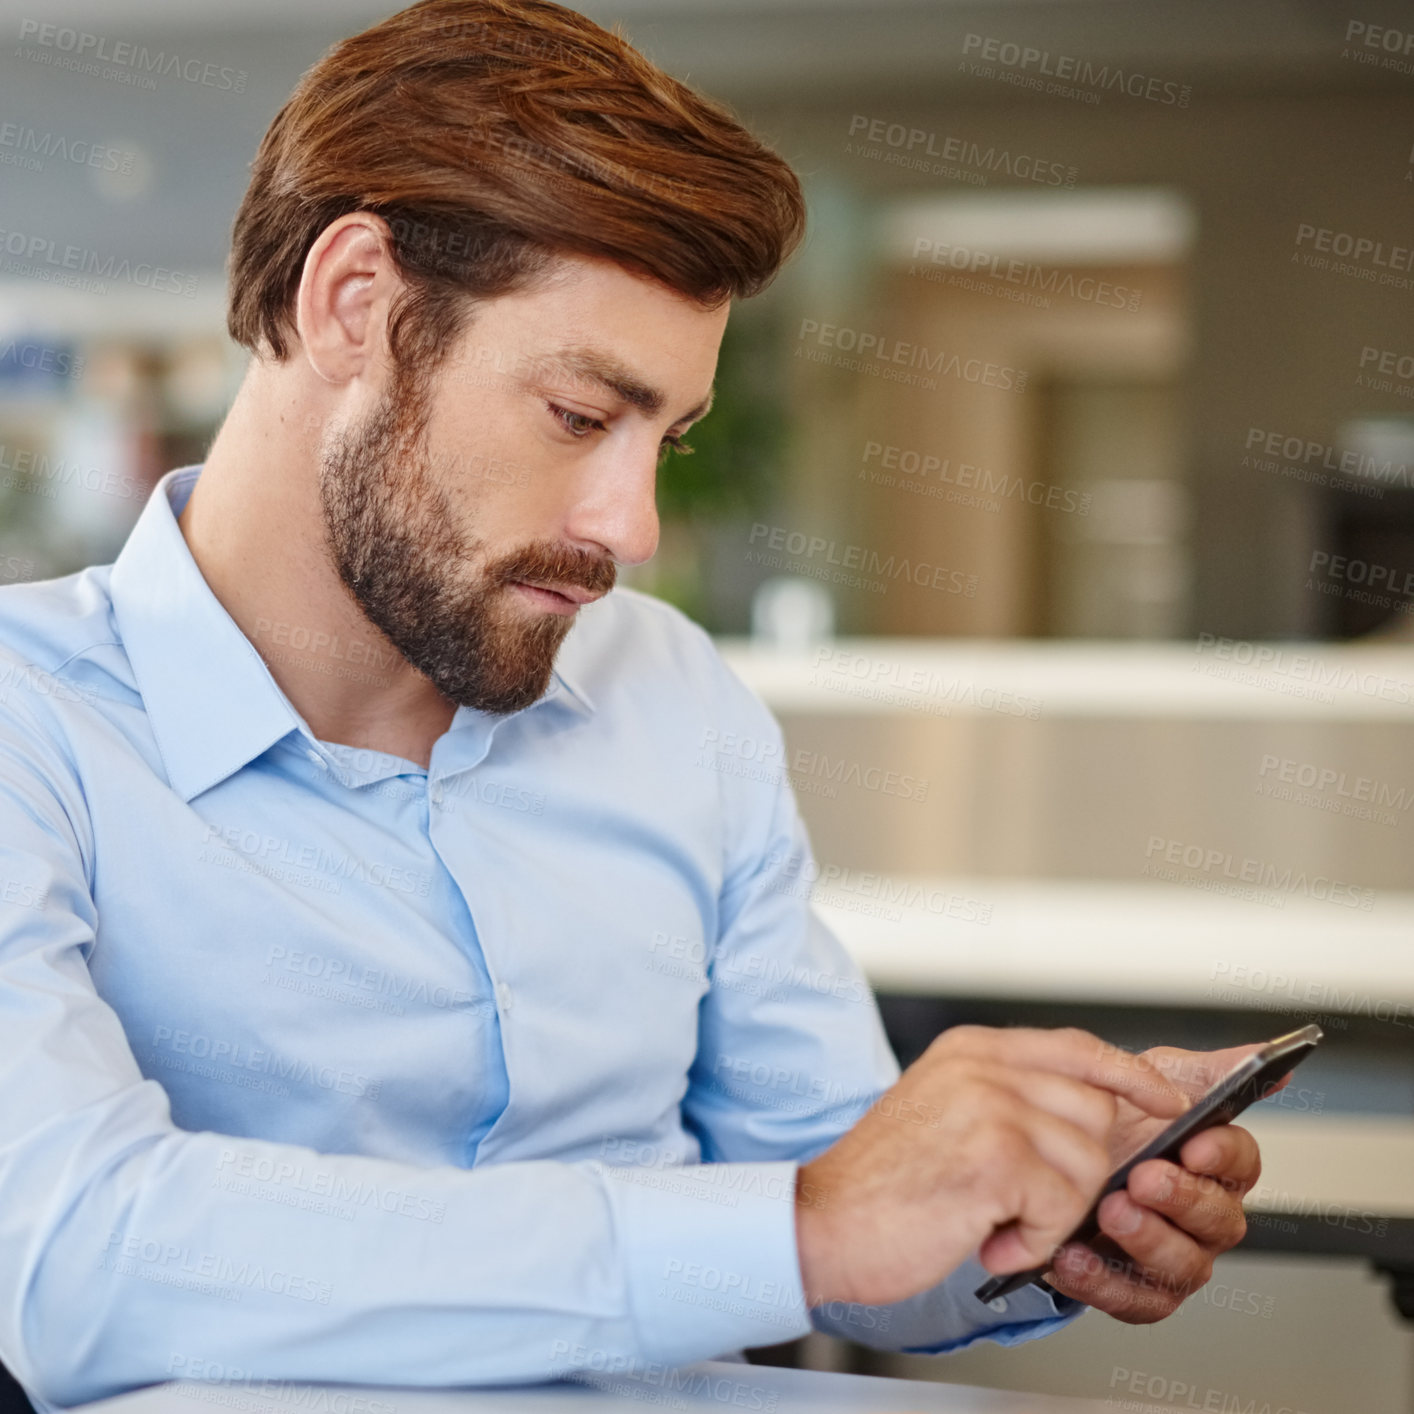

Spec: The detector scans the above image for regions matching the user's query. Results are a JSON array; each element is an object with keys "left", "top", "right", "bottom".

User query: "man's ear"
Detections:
[{"left": 295, "top": 213, "right": 400, "bottom": 388}]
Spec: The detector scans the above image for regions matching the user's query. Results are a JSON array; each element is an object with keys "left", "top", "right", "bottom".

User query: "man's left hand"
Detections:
[{"left": 1041, "top": 1043, "right": 1270, "bottom": 1322}]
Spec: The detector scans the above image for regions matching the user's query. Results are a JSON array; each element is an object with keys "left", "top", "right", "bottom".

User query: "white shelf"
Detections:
[
  {"left": 718, "top": 638, "right": 1414, "bottom": 721},
  {"left": 817, "top": 876, "right": 1414, "bottom": 1011}
]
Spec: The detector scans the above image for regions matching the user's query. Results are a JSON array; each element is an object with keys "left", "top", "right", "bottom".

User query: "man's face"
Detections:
[{"left": 318, "top": 252, "right": 729, "bottom": 714}]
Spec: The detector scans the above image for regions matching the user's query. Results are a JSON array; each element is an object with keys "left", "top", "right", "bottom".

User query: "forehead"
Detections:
[{"left": 440, "top": 254, "right": 729, "bottom": 404}]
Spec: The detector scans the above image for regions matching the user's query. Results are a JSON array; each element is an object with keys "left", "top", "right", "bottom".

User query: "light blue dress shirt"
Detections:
[{"left": 0, "top": 466, "right": 1079, "bottom": 1409}]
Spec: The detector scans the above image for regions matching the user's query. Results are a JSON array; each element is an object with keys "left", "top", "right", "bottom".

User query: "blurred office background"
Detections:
[{"left": 2, "top": 1, "right": 1412, "bottom": 1411}]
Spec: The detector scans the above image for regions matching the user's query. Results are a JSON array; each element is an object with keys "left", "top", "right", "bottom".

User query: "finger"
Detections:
[
  {"left": 1139, "top": 1043, "right": 1266, "bottom": 1101},
  {"left": 1017, "top": 1107, "right": 1113, "bottom": 1202},
  {"left": 942, "top": 1026, "right": 1189, "bottom": 1119},
  {"left": 977, "top": 1154, "right": 1089, "bottom": 1274},
  {"left": 1094, "top": 1189, "right": 1213, "bottom": 1297},
  {"left": 984, "top": 1068, "right": 1118, "bottom": 1144},
  {"left": 1127, "top": 1158, "right": 1249, "bottom": 1251},
  {"left": 1178, "top": 1123, "right": 1263, "bottom": 1198},
  {"left": 1044, "top": 1240, "right": 1183, "bottom": 1323}
]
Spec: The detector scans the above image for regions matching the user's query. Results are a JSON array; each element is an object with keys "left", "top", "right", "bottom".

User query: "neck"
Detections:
[{"left": 177, "top": 364, "right": 455, "bottom": 769}]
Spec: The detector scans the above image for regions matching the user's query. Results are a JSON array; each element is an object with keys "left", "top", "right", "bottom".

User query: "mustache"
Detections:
[{"left": 490, "top": 543, "right": 618, "bottom": 597}]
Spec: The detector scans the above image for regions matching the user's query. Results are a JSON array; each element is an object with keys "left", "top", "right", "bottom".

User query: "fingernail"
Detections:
[
  {"left": 1153, "top": 1172, "right": 1175, "bottom": 1203},
  {"left": 1106, "top": 1195, "right": 1143, "bottom": 1235}
]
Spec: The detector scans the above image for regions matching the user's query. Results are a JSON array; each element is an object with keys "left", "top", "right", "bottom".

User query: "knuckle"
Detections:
[
  {"left": 1089, "top": 1087, "right": 1119, "bottom": 1127},
  {"left": 1185, "top": 1252, "right": 1214, "bottom": 1291},
  {"left": 1055, "top": 1025, "right": 1099, "bottom": 1052},
  {"left": 933, "top": 1024, "right": 993, "bottom": 1056},
  {"left": 983, "top": 1121, "right": 1033, "bottom": 1172},
  {"left": 1223, "top": 1210, "right": 1248, "bottom": 1251}
]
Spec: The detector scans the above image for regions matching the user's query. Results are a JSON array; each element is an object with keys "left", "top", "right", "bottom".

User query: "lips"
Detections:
[
  {"left": 515, "top": 580, "right": 604, "bottom": 606},
  {"left": 507, "top": 579, "right": 608, "bottom": 615}
]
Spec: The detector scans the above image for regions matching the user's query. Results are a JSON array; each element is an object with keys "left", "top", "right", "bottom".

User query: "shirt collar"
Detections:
[{"left": 110, "top": 465, "right": 595, "bottom": 802}]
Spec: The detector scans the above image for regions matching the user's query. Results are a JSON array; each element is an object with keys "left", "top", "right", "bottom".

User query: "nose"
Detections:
[{"left": 563, "top": 443, "right": 661, "bottom": 568}]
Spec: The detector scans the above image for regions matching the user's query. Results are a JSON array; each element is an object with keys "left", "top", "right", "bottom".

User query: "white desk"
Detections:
[{"left": 74, "top": 1359, "right": 1181, "bottom": 1414}]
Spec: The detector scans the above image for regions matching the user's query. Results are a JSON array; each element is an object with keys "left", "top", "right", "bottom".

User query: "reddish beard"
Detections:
[{"left": 317, "top": 371, "right": 615, "bottom": 714}]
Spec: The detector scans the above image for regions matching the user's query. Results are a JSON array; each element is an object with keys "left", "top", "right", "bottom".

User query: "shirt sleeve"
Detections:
[
  {"left": 0, "top": 685, "right": 814, "bottom": 1409},
  {"left": 682, "top": 664, "right": 1086, "bottom": 1355}
]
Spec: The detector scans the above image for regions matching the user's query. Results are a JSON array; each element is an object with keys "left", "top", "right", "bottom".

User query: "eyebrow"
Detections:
[{"left": 537, "top": 344, "right": 715, "bottom": 426}]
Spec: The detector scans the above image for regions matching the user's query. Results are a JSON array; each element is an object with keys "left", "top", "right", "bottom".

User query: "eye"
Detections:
[
  {"left": 547, "top": 402, "right": 605, "bottom": 439},
  {"left": 660, "top": 434, "right": 694, "bottom": 458}
]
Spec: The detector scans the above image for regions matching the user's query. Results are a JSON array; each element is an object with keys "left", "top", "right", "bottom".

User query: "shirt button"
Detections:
[
  {"left": 987, "top": 1297, "right": 1009, "bottom": 1314},
  {"left": 430, "top": 782, "right": 445, "bottom": 807},
  {"left": 494, "top": 981, "right": 513, "bottom": 1015}
]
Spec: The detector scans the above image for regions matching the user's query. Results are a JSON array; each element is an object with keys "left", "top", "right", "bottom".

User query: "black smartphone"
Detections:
[{"left": 973, "top": 1023, "right": 1324, "bottom": 1304}]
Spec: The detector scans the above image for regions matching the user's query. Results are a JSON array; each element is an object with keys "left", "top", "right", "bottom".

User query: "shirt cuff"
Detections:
[
  {"left": 593, "top": 1160, "right": 813, "bottom": 1367},
  {"left": 806, "top": 1253, "right": 1087, "bottom": 1354},
  {"left": 900, "top": 1259, "right": 1088, "bottom": 1354}
]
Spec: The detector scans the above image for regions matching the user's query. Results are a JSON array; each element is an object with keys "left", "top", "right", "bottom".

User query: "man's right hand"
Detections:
[{"left": 793, "top": 1025, "right": 1191, "bottom": 1308}]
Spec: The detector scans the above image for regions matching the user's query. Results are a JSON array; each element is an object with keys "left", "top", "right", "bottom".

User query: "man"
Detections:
[{"left": 0, "top": 1, "right": 1265, "bottom": 1406}]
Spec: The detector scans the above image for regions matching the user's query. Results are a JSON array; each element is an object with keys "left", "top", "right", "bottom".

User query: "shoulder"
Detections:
[{"left": 0, "top": 565, "right": 132, "bottom": 734}]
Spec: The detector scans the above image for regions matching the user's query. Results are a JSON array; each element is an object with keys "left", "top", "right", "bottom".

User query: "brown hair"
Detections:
[{"left": 226, "top": 0, "right": 807, "bottom": 372}]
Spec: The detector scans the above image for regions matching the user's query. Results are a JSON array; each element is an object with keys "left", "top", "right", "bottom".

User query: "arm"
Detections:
[
  {"left": 682, "top": 681, "right": 1096, "bottom": 1354},
  {"left": 0, "top": 687, "right": 812, "bottom": 1408},
  {"left": 686, "top": 660, "right": 1262, "bottom": 1352}
]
